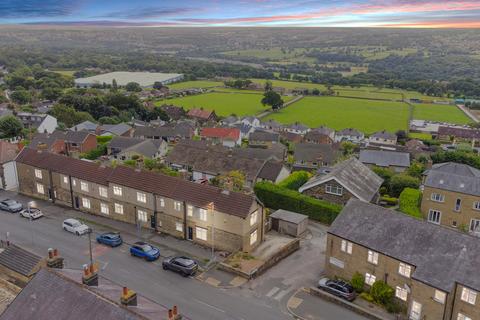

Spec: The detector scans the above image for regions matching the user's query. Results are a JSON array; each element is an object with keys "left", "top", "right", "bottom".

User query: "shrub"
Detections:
[
  {"left": 380, "top": 195, "right": 398, "bottom": 206},
  {"left": 351, "top": 272, "right": 365, "bottom": 293},
  {"left": 370, "top": 280, "right": 394, "bottom": 306},
  {"left": 278, "top": 171, "right": 311, "bottom": 190},
  {"left": 399, "top": 188, "right": 422, "bottom": 219},
  {"left": 389, "top": 174, "right": 420, "bottom": 197},
  {"left": 359, "top": 292, "right": 374, "bottom": 303},
  {"left": 96, "top": 135, "right": 112, "bottom": 144},
  {"left": 254, "top": 181, "right": 342, "bottom": 225},
  {"left": 386, "top": 301, "right": 406, "bottom": 314},
  {"left": 80, "top": 144, "right": 107, "bottom": 160},
  {"left": 123, "top": 160, "right": 136, "bottom": 167}
]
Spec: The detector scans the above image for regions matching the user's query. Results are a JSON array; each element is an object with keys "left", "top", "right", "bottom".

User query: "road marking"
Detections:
[
  {"left": 274, "top": 289, "right": 289, "bottom": 301},
  {"left": 266, "top": 287, "right": 280, "bottom": 297},
  {"left": 101, "top": 261, "right": 109, "bottom": 270},
  {"left": 193, "top": 298, "right": 226, "bottom": 313}
]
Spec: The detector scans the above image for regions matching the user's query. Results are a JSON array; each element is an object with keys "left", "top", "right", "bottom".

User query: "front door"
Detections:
[
  {"left": 187, "top": 227, "right": 193, "bottom": 241},
  {"left": 150, "top": 214, "right": 156, "bottom": 229},
  {"left": 410, "top": 301, "right": 422, "bottom": 320},
  {"left": 74, "top": 196, "right": 80, "bottom": 209}
]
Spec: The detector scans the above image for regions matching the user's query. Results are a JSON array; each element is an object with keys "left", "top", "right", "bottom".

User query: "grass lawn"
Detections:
[
  {"left": 412, "top": 103, "right": 471, "bottom": 125},
  {"left": 168, "top": 80, "right": 223, "bottom": 89},
  {"left": 265, "top": 96, "right": 409, "bottom": 133},
  {"left": 251, "top": 79, "right": 326, "bottom": 91},
  {"left": 408, "top": 132, "right": 432, "bottom": 140},
  {"left": 156, "top": 92, "right": 293, "bottom": 117}
]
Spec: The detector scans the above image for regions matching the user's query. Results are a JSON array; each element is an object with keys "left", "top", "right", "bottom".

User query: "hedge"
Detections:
[
  {"left": 254, "top": 181, "right": 342, "bottom": 225},
  {"left": 277, "top": 171, "right": 311, "bottom": 190},
  {"left": 399, "top": 188, "right": 423, "bottom": 219}
]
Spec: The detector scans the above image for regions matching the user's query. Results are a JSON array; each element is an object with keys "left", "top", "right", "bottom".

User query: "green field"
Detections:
[
  {"left": 408, "top": 132, "right": 432, "bottom": 140},
  {"left": 156, "top": 92, "right": 293, "bottom": 117},
  {"left": 265, "top": 97, "right": 409, "bottom": 133},
  {"left": 168, "top": 80, "right": 223, "bottom": 89},
  {"left": 52, "top": 70, "right": 76, "bottom": 77},
  {"left": 412, "top": 103, "right": 471, "bottom": 124}
]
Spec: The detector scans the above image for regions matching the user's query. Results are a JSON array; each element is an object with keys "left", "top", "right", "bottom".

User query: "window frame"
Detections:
[
  {"left": 187, "top": 205, "right": 193, "bottom": 217},
  {"left": 398, "top": 262, "right": 411, "bottom": 278},
  {"left": 434, "top": 290, "right": 446, "bottom": 304},
  {"left": 473, "top": 201, "right": 480, "bottom": 211},
  {"left": 341, "top": 239, "right": 353, "bottom": 254},
  {"left": 367, "top": 250, "right": 379, "bottom": 265},
  {"left": 395, "top": 286, "right": 408, "bottom": 301},
  {"left": 113, "top": 186, "right": 123, "bottom": 196},
  {"left": 430, "top": 193, "right": 444, "bottom": 202},
  {"left": 250, "top": 229, "right": 258, "bottom": 245},
  {"left": 454, "top": 198, "right": 462, "bottom": 212},
  {"left": 36, "top": 183, "right": 44, "bottom": 195},
  {"left": 461, "top": 287, "right": 477, "bottom": 305},
  {"left": 199, "top": 208, "right": 207, "bottom": 221},
  {"left": 196, "top": 226, "right": 207, "bottom": 241},
  {"left": 62, "top": 175, "right": 68, "bottom": 184},
  {"left": 136, "top": 192, "right": 147, "bottom": 204},
  {"left": 137, "top": 209, "right": 148, "bottom": 222},
  {"left": 175, "top": 222, "right": 183, "bottom": 232},
  {"left": 174, "top": 201, "right": 182, "bottom": 211},
  {"left": 365, "top": 273, "right": 376, "bottom": 286},
  {"left": 80, "top": 181, "right": 89, "bottom": 192},
  {"left": 325, "top": 184, "right": 343, "bottom": 196},
  {"left": 100, "top": 203, "right": 109, "bottom": 215},
  {"left": 34, "top": 169, "right": 42, "bottom": 179},
  {"left": 428, "top": 209, "right": 441, "bottom": 225},
  {"left": 82, "top": 197, "right": 91, "bottom": 209},
  {"left": 114, "top": 203, "right": 124, "bottom": 214},
  {"left": 99, "top": 186, "right": 108, "bottom": 198},
  {"left": 250, "top": 211, "right": 258, "bottom": 226},
  {"left": 159, "top": 198, "right": 165, "bottom": 207}
]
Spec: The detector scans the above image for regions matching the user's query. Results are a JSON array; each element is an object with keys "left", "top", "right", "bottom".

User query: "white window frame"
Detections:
[
  {"left": 99, "top": 186, "right": 108, "bottom": 198},
  {"left": 36, "top": 183, "right": 44, "bottom": 194},
  {"left": 325, "top": 184, "right": 343, "bottom": 196},
  {"left": 473, "top": 201, "right": 480, "bottom": 211},
  {"left": 113, "top": 186, "right": 123, "bottom": 196},
  {"left": 136, "top": 192, "right": 147, "bottom": 204},
  {"left": 174, "top": 201, "right": 182, "bottom": 211},
  {"left": 430, "top": 193, "right": 444, "bottom": 202},
  {"left": 367, "top": 250, "right": 379, "bottom": 265},
  {"left": 187, "top": 205, "right": 193, "bottom": 217},
  {"left": 80, "top": 181, "right": 89, "bottom": 192},
  {"left": 62, "top": 175, "right": 68, "bottom": 184},
  {"left": 34, "top": 169, "right": 42, "bottom": 179},
  {"left": 176, "top": 222, "right": 183, "bottom": 232},
  {"left": 114, "top": 203, "right": 124, "bottom": 215},
  {"left": 250, "top": 229, "right": 258, "bottom": 245},
  {"left": 461, "top": 287, "right": 477, "bottom": 305},
  {"left": 398, "top": 262, "right": 411, "bottom": 278},
  {"left": 72, "top": 178, "right": 76, "bottom": 186},
  {"left": 199, "top": 208, "right": 207, "bottom": 221},
  {"left": 250, "top": 211, "right": 258, "bottom": 226},
  {"left": 434, "top": 290, "right": 446, "bottom": 304},
  {"left": 457, "top": 313, "right": 472, "bottom": 320},
  {"left": 454, "top": 198, "right": 462, "bottom": 212},
  {"left": 100, "top": 203, "right": 109, "bottom": 215},
  {"left": 82, "top": 197, "right": 91, "bottom": 209},
  {"left": 365, "top": 273, "right": 376, "bottom": 286},
  {"left": 159, "top": 198, "right": 165, "bottom": 207},
  {"left": 428, "top": 209, "right": 441, "bottom": 225},
  {"left": 196, "top": 226, "right": 207, "bottom": 241},
  {"left": 470, "top": 219, "right": 480, "bottom": 233},
  {"left": 137, "top": 209, "right": 148, "bottom": 222},
  {"left": 395, "top": 286, "right": 408, "bottom": 301},
  {"left": 341, "top": 240, "right": 353, "bottom": 254}
]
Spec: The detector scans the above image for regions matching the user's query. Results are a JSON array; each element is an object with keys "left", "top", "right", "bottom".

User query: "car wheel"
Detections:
[
  {"left": 162, "top": 264, "right": 168, "bottom": 270},
  {"left": 182, "top": 271, "right": 189, "bottom": 277},
  {"left": 76, "top": 231, "right": 80, "bottom": 236},
  {"left": 63, "top": 227, "right": 67, "bottom": 231}
]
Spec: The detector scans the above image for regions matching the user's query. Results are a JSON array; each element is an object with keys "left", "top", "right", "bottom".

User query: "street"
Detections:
[{"left": 0, "top": 190, "right": 367, "bottom": 320}]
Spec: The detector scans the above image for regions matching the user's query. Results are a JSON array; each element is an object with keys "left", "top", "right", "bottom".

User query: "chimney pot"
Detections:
[
  {"left": 48, "top": 248, "right": 53, "bottom": 259},
  {"left": 173, "top": 306, "right": 178, "bottom": 316},
  {"left": 83, "top": 264, "right": 89, "bottom": 276},
  {"left": 123, "top": 287, "right": 128, "bottom": 296},
  {"left": 53, "top": 248, "right": 58, "bottom": 257},
  {"left": 89, "top": 264, "right": 95, "bottom": 274},
  {"left": 168, "top": 310, "right": 173, "bottom": 319}
]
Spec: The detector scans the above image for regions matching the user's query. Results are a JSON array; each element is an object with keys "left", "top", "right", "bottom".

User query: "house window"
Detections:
[
  {"left": 325, "top": 184, "right": 343, "bottom": 196},
  {"left": 250, "top": 229, "right": 258, "bottom": 245},
  {"left": 461, "top": 287, "right": 477, "bottom": 305},
  {"left": 137, "top": 192, "right": 146, "bottom": 203},
  {"left": 137, "top": 210, "right": 147, "bottom": 222},
  {"left": 114, "top": 203, "right": 124, "bottom": 214},
  {"left": 34, "top": 169, "right": 42, "bottom": 179},
  {"left": 341, "top": 240, "right": 353, "bottom": 254},
  {"left": 187, "top": 205, "right": 193, "bottom": 217},
  {"left": 250, "top": 211, "right": 258, "bottom": 226},
  {"left": 174, "top": 201, "right": 182, "bottom": 211},
  {"left": 430, "top": 193, "right": 444, "bottom": 202},
  {"left": 365, "top": 273, "right": 376, "bottom": 286},
  {"left": 398, "top": 263, "right": 411, "bottom": 278},
  {"left": 434, "top": 290, "right": 446, "bottom": 304},
  {"left": 395, "top": 286, "right": 408, "bottom": 301},
  {"left": 454, "top": 198, "right": 462, "bottom": 212},
  {"left": 367, "top": 250, "right": 378, "bottom": 265},
  {"left": 458, "top": 313, "right": 472, "bottom": 320},
  {"left": 62, "top": 175, "right": 68, "bottom": 184},
  {"left": 159, "top": 198, "right": 165, "bottom": 207},
  {"left": 80, "top": 181, "right": 89, "bottom": 192},
  {"left": 428, "top": 209, "right": 441, "bottom": 224},
  {"left": 36, "top": 183, "right": 44, "bottom": 194},
  {"left": 99, "top": 186, "right": 108, "bottom": 198},
  {"left": 82, "top": 198, "right": 91, "bottom": 209},
  {"left": 473, "top": 202, "right": 480, "bottom": 211},
  {"left": 196, "top": 227, "right": 207, "bottom": 241},
  {"left": 470, "top": 219, "right": 480, "bottom": 233},
  {"left": 175, "top": 222, "right": 183, "bottom": 232},
  {"left": 113, "top": 186, "right": 122, "bottom": 196},
  {"left": 72, "top": 179, "right": 76, "bottom": 186},
  {"left": 199, "top": 208, "right": 207, "bottom": 221},
  {"left": 100, "top": 203, "right": 109, "bottom": 215}
]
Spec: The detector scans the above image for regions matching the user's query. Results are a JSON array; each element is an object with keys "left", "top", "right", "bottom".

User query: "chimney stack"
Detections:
[
  {"left": 168, "top": 305, "right": 182, "bottom": 320},
  {"left": 120, "top": 287, "right": 137, "bottom": 306},
  {"left": 82, "top": 263, "right": 98, "bottom": 286},
  {"left": 46, "top": 248, "right": 64, "bottom": 269}
]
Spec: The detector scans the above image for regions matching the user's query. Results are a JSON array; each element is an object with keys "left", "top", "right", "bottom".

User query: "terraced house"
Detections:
[
  {"left": 15, "top": 148, "right": 264, "bottom": 253},
  {"left": 326, "top": 199, "right": 480, "bottom": 320},
  {"left": 421, "top": 162, "right": 480, "bottom": 234}
]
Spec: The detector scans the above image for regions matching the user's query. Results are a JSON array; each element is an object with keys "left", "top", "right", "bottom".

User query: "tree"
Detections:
[
  {"left": 312, "top": 88, "right": 321, "bottom": 96},
  {"left": 153, "top": 81, "right": 164, "bottom": 90},
  {"left": 0, "top": 115, "right": 23, "bottom": 138},
  {"left": 264, "top": 80, "right": 273, "bottom": 92},
  {"left": 389, "top": 174, "right": 420, "bottom": 197},
  {"left": 395, "top": 130, "right": 407, "bottom": 142},
  {"left": 125, "top": 82, "right": 142, "bottom": 92},
  {"left": 261, "top": 91, "right": 284, "bottom": 111},
  {"left": 10, "top": 89, "right": 31, "bottom": 104},
  {"left": 42, "top": 87, "right": 62, "bottom": 101},
  {"left": 211, "top": 171, "right": 245, "bottom": 192},
  {"left": 112, "top": 79, "right": 118, "bottom": 91},
  {"left": 49, "top": 104, "right": 94, "bottom": 128}
]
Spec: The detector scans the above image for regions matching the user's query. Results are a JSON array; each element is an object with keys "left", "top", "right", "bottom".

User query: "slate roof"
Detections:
[
  {"left": 64, "top": 130, "right": 92, "bottom": 143},
  {"left": 0, "top": 244, "right": 42, "bottom": 277},
  {"left": 29, "top": 132, "right": 61, "bottom": 151},
  {"left": 304, "top": 130, "right": 333, "bottom": 143},
  {"left": 359, "top": 149, "right": 410, "bottom": 168},
  {"left": 257, "top": 160, "right": 286, "bottom": 181},
  {"left": 0, "top": 141, "right": 18, "bottom": 164},
  {"left": 329, "top": 199, "right": 480, "bottom": 292},
  {"left": 119, "top": 140, "right": 164, "bottom": 158},
  {"left": 438, "top": 126, "right": 480, "bottom": 139},
  {"left": 299, "top": 157, "right": 383, "bottom": 202},
  {"left": 233, "top": 144, "right": 286, "bottom": 161},
  {"left": 280, "top": 131, "right": 303, "bottom": 143},
  {"left": 69, "top": 121, "right": 98, "bottom": 132},
  {"left": 294, "top": 143, "right": 340, "bottom": 164},
  {"left": 288, "top": 122, "right": 309, "bottom": 131},
  {"left": 221, "top": 115, "right": 238, "bottom": 125},
  {"left": 312, "top": 126, "right": 335, "bottom": 136},
  {"left": 261, "top": 119, "right": 283, "bottom": 130},
  {"left": 424, "top": 162, "right": 480, "bottom": 196},
  {"left": 337, "top": 128, "right": 363, "bottom": 137},
  {"left": 187, "top": 108, "right": 214, "bottom": 120},
  {"left": 109, "top": 136, "right": 144, "bottom": 150},
  {"left": 161, "top": 105, "right": 186, "bottom": 120},
  {"left": 100, "top": 123, "right": 132, "bottom": 136},
  {"left": 249, "top": 130, "right": 279, "bottom": 142},
  {"left": 270, "top": 209, "right": 308, "bottom": 224},
  {"left": 133, "top": 124, "right": 193, "bottom": 139},
  {"left": 232, "top": 123, "right": 252, "bottom": 136}
]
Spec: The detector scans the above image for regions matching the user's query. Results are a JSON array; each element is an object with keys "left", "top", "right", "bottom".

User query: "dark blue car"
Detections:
[
  {"left": 96, "top": 232, "right": 123, "bottom": 247},
  {"left": 130, "top": 241, "right": 160, "bottom": 261}
]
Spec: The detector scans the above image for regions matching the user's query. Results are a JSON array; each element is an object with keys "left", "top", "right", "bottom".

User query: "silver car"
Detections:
[
  {"left": 20, "top": 208, "right": 44, "bottom": 220},
  {"left": 62, "top": 218, "right": 90, "bottom": 235},
  {"left": 0, "top": 199, "right": 23, "bottom": 213}
]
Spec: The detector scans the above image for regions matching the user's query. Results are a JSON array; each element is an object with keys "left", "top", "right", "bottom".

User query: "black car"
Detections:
[
  {"left": 318, "top": 278, "right": 356, "bottom": 301},
  {"left": 162, "top": 256, "right": 198, "bottom": 277}
]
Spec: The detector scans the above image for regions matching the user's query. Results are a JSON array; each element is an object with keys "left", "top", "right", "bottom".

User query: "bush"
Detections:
[
  {"left": 254, "top": 181, "right": 342, "bottom": 225},
  {"left": 80, "top": 144, "right": 107, "bottom": 160},
  {"left": 431, "top": 151, "right": 480, "bottom": 170},
  {"left": 380, "top": 195, "right": 398, "bottom": 206},
  {"left": 96, "top": 135, "right": 112, "bottom": 144},
  {"left": 386, "top": 301, "right": 406, "bottom": 314},
  {"left": 370, "top": 280, "right": 394, "bottom": 306},
  {"left": 399, "top": 188, "right": 423, "bottom": 219},
  {"left": 359, "top": 292, "right": 374, "bottom": 303},
  {"left": 123, "top": 160, "right": 136, "bottom": 167},
  {"left": 278, "top": 171, "right": 311, "bottom": 190},
  {"left": 351, "top": 272, "right": 365, "bottom": 293},
  {"left": 389, "top": 174, "right": 420, "bottom": 197}
]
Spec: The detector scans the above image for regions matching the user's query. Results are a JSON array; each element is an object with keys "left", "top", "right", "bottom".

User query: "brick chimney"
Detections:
[
  {"left": 46, "top": 248, "right": 64, "bottom": 269},
  {"left": 82, "top": 263, "right": 98, "bottom": 286},
  {"left": 120, "top": 287, "right": 137, "bottom": 306},
  {"left": 168, "top": 306, "right": 182, "bottom": 320}
]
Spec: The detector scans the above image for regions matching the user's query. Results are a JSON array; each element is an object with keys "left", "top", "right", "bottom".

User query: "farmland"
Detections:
[
  {"left": 156, "top": 92, "right": 293, "bottom": 117},
  {"left": 412, "top": 103, "right": 471, "bottom": 124},
  {"left": 168, "top": 80, "right": 223, "bottom": 89},
  {"left": 265, "top": 97, "right": 410, "bottom": 133}
]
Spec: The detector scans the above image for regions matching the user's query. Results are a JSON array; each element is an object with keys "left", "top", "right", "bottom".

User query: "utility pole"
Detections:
[
  {"left": 88, "top": 229, "right": 93, "bottom": 267},
  {"left": 209, "top": 202, "right": 215, "bottom": 261}
]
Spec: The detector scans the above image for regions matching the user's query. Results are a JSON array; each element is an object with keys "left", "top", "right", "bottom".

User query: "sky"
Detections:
[{"left": 0, "top": 0, "right": 479, "bottom": 28}]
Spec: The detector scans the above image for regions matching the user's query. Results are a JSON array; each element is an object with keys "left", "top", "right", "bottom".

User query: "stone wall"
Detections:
[{"left": 303, "top": 179, "right": 354, "bottom": 205}]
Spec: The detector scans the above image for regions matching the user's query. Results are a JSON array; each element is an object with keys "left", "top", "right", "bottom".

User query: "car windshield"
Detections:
[
  {"left": 72, "top": 221, "right": 82, "bottom": 227},
  {"left": 176, "top": 257, "right": 194, "bottom": 267},
  {"left": 5, "top": 200, "right": 16, "bottom": 205},
  {"left": 141, "top": 245, "right": 153, "bottom": 252}
]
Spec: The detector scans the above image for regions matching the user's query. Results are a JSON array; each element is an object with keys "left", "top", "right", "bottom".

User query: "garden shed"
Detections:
[{"left": 270, "top": 209, "right": 308, "bottom": 237}]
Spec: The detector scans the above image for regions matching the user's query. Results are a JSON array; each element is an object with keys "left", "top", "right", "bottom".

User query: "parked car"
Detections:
[
  {"left": 96, "top": 232, "right": 123, "bottom": 247},
  {"left": 162, "top": 256, "right": 198, "bottom": 277},
  {"left": 129, "top": 241, "right": 160, "bottom": 261},
  {"left": 19, "top": 208, "right": 44, "bottom": 220},
  {"left": 317, "top": 278, "right": 356, "bottom": 301},
  {"left": 62, "top": 218, "right": 90, "bottom": 236},
  {"left": 0, "top": 199, "right": 23, "bottom": 213}
]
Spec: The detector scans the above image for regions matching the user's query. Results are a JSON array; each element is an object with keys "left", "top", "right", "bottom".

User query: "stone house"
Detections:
[
  {"left": 187, "top": 108, "right": 217, "bottom": 124},
  {"left": 117, "top": 139, "right": 168, "bottom": 160},
  {"left": 248, "top": 130, "right": 280, "bottom": 148},
  {"left": 421, "top": 162, "right": 480, "bottom": 234},
  {"left": 368, "top": 130, "right": 397, "bottom": 146},
  {"left": 437, "top": 126, "right": 480, "bottom": 146},
  {"left": 260, "top": 119, "right": 284, "bottom": 132},
  {"left": 285, "top": 122, "right": 310, "bottom": 135},
  {"left": 29, "top": 130, "right": 97, "bottom": 156},
  {"left": 303, "top": 127, "right": 335, "bottom": 145},
  {"left": 200, "top": 128, "right": 241, "bottom": 147},
  {"left": 298, "top": 157, "right": 383, "bottom": 205},
  {"left": 335, "top": 128, "right": 365, "bottom": 143},
  {"left": 15, "top": 148, "right": 264, "bottom": 253},
  {"left": 17, "top": 113, "right": 57, "bottom": 134},
  {"left": 293, "top": 143, "right": 341, "bottom": 171},
  {"left": 326, "top": 199, "right": 480, "bottom": 320},
  {"left": 359, "top": 149, "right": 410, "bottom": 173}
]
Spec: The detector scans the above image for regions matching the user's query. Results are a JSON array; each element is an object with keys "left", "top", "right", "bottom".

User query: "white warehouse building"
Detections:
[{"left": 75, "top": 72, "right": 184, "bottom": 88}]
